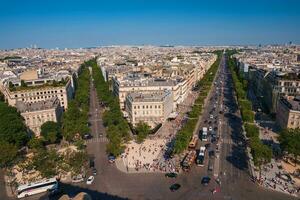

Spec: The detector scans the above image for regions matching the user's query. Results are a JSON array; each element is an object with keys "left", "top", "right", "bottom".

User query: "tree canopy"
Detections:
[
  {"left": 62, "top": 65, "right": 90, "bottom": 141},
  {"left": 0, "top": 102, "right": 29, "bottom": 147},
  {"left": 279, "top": 128, "right": 300, "bottom": 165},
  {"left": 135, "top": 122, "right": 151, "bottom": 143},
  {"left": 0, "top": 141, "right": 18, "bottom": 168},
  {"left": 41, "top": 121, "right": 61, "bottom": 144}
]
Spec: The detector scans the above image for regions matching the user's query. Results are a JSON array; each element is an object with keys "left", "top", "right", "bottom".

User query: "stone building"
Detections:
[
  {"left": 16, "top": 97, "right": 62, "bottom": 136},
  {"left": 125, "top": 90, "right": 173, "bottom": 127},
  {"left": 276, "top": 96, "right": 300, "bottom": 129}
]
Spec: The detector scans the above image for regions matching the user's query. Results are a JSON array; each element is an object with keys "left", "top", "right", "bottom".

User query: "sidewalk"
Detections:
[{"left": 3, "top": 174, "right": 15, "bottom": 198}]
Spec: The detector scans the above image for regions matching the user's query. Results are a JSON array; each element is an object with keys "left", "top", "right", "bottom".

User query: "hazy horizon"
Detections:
[{"left": 1, "top": 0, "right": 300, "bottom": 49}]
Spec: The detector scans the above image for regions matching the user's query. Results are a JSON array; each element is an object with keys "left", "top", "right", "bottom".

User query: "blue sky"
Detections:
[{"left": 0, "top": 0, "right": 300, "bottom": 49}]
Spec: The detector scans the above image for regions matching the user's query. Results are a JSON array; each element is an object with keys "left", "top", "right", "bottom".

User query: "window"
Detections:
[
  {"left": 134, "top": 106, "right": 136, "bottom": 109},
  {"left": 150, "top": 105, "right": 152, "bottom": 109}
]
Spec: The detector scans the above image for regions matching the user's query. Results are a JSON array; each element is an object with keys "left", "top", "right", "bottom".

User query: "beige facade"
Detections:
[
  {"left": 113, "top": 76, "right": 188, "bottom": 110},
  {"left": 125, "top": 90, "right": 173, "bottom": 127},
  {"left": 16, "top": 97, "right": 62, "bottom": 136},
  {"left": 276, "top": 96, "right": 300, "bottom": 129},
  {"left": 1, "top": 79, "right": 73, "bottom": 110}
]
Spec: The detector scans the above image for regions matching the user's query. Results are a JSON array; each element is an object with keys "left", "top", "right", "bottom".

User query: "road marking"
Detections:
[{"left": 86, "top": 137, "right": 109, "bottom": 143}]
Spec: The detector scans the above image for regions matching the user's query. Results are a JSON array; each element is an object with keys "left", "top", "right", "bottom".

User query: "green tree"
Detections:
[
  {"left": 28, "top": 137, "right": 44, "bottom": 151},
  {"left": 279, "top": 128, "right": 300, "bottom": 166},
  {"left": 41, "top": 121, "right": 60, "bottom": 144},
  {"left": 64, "top": 150, "right": 88, "bottom": 175},
  {"left": 251, "top": 138, "right": 272, "bottom": 178},
  {"left": 0, "top": 141, "right": 18, "bottom": 168},
  {"left": 0, "top": 102, "right": 29, "bottom": 147},
  {"left": 31, "top": 149, "right": 61, "bottom": 178},
  {"left": 20, "top": 80, "right": 27, "bottom": 88},
  {"left": 135, "top": 122, "right": 151, "bottom": 143}
]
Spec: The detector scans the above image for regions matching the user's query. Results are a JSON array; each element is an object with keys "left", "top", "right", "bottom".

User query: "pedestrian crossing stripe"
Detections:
[{"left": 86, "top": 137, "right": 109, "bottom": 143}]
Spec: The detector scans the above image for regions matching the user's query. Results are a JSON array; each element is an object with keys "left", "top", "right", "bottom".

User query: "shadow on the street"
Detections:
[{"left": 37, "top": 182, "right": 129, "bottom": 200}]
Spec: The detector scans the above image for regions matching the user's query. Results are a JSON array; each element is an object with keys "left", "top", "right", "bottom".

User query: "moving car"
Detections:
[
  {"left": 196, "top": 146, "right": 206, "bottom": 167},
  {"left": 169, "top": 183, "right": 181, "bottom": 192},
  {"left": 108, "top": 154, "right": 116, "bottom": 163},
  {"left": 92, "top": 168, "right": 97, "bottom": 176},
  {"left": 86, "top": 176, "right": 94, "bottom": 185},
  {"left": 165, "top": 172, "right": 178, "bottom": 178},
  {"left": 201, "top": 176, "right": 211, "bottom": 186}
]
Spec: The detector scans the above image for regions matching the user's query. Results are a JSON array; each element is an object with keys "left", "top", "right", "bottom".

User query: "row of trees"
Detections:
[
  {"left": 90, "top": 59, "right": 130, "bottom": 157},
  {"left": 227, "top": 50, "right": 272, "bottom": 170},
  {"left": 62, "top": 64, "right": 90, "bottom": 141},
  {"left": 227, "top": 50, "right": 254, "bottom": 123},
  {"left": 173, "top": 51, "right": 222, "bottom": 154}
]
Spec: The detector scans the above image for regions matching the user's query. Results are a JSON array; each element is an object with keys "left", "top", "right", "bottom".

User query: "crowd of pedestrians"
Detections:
[{"left": 255, "top": 160, "right": 299, "bottom": 197}]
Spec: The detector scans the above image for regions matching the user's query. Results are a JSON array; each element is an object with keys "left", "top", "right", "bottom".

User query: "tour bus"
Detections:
[
  {"left": 196, "top": 146, "right": 206, "bottom": 166},
  {"left": 181, "top": 150, "right": 197, "bottom": 171},
  {"left": 17, "top": 178, "right": 58, "bottom": 198},
  {"left": 188, "top": 135, "right": 198, "bottom": 149},
  {"left": 201, "top": 127, "right": 208, "bottom": 142}
]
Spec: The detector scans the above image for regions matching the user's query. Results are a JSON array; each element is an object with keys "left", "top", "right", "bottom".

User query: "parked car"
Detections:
[
  {"left": 86, "top": 176, "right": 94, "bottom": 185},
  {"left": 169, "top": 183, "right": 181, "bottom": 192},
  {"left": 165, "top": 172, "right": 177, "bottom": 178}
]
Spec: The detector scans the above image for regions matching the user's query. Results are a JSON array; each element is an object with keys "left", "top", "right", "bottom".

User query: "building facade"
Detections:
[
  {"left": 125, "top": 90, "right": 173, "bottom": 127},
  {"left": 16, "top": 97, "right": 63, "bottom": 136},
  {"left": 276, "top": 96, "right": 300, "bottom": 129},
  {"left": 113, "top": 75, "right": 188, "bottom": 110},
  {"left": 1, "top": 79, "right": 73, "bottom": 110}
]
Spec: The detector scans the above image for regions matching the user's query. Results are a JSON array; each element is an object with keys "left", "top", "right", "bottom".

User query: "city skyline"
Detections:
[{"left": 1, "top": 0, "right": 300, "bottom": 49}]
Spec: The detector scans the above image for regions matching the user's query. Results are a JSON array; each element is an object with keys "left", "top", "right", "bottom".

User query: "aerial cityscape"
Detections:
[{"left": 0, "top": 1, "right": 300, "bottom": 200}]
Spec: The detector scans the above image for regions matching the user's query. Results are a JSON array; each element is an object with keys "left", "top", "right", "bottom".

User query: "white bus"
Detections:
[
  {"left": 16, "top": 178, "right": 58, "bottom": 198},
  {"left": 202, "top": 127, "right": 208, "bottom": 141}
]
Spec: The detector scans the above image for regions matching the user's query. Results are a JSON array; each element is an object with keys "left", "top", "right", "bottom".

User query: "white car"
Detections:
[
  {"left": 209, "top": 126, "right": 213, "bottom": 132},
  {"left": 210, "top": 115, "right": 214, "bottom": 119},
  {"left": 86, "top": 176, "right": 94, "bottom": 185}
]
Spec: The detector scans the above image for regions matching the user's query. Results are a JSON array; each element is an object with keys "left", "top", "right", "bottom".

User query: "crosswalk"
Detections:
[{"left": 86, "top": 137, "right": 109, "bottom": 143}]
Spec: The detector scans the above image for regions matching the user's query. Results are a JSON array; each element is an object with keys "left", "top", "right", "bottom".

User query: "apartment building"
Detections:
[
  {"left": 16, "top": 97, "right": 62, "bottom": 136},
  {"left": 248, "top": 68, "right": 300, "bottom": 113},
  {"left": 125, "top": 90, "right": 173, "bottom": 127},
  {"left": 113, "top": 74, "right": 189, "bottom": 110},
  {"left": 276, "top": 96, "right": 300, "bottom": 129},
  {"left": 1, "top": 78, "right": 73, "bottom": 110}
]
